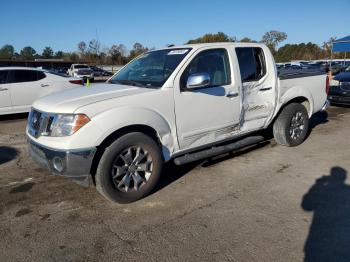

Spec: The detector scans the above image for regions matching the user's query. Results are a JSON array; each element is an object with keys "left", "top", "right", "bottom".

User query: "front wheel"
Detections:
[
  {"left": 273, "top": 103, "right": 309, "bottom": 147},
  {"left": 95, "top": 132, "right": 163, "bottom": 203}
]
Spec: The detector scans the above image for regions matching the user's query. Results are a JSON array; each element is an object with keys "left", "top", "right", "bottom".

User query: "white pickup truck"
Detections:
[
  {"left": 27, "top": 43, "right": 329, "bottom": 203},
  {"left": 67, "top": 64, "right": 94, "bottom": 81}
]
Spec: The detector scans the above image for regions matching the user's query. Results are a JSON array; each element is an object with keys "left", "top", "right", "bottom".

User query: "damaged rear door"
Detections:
[{"left": 235, "top": 47, "right": 276, "bottom": 130}]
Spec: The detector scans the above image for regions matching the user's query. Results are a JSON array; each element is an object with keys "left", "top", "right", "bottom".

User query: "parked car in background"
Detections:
[
  {"left": 51, "top": 67, "right": 69, "bottom": 75},
  {"left": 0, "top": 67, "right": 83, "bottom": 115},
  {"left": 329, "top": 62, "right": 342, "bottom": 75},
  {"left": 68, "top": 64, "right": 94, "bottom": 81},
  {"left": 328, "top": 65, "right": 350, "bottom": 105},
  {"left": 90, "top": 66, "right": 113, "bottom": 77},
  {"left": 27, "top": 42, "right": 328, "bottom": 203}
]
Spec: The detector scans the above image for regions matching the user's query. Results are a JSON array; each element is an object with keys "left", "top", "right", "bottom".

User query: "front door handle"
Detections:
[
  {"left": 259, "top": 87, "right": 272, "bottom": 91},
  {"left": 0, "top": 87, "right": 8, "bottom": 91},
  {"left": 41, "top": 84, "right": 49, "bottom": 87},
  {"left": 226, "top": 91, "right": 239, "bottom": 98}
]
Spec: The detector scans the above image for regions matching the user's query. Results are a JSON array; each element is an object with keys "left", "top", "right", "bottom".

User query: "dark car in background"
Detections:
[
  {"left": 328, "top": 65, "right": 350, "bottom": 105},
  {"left": 90, "top": 66, "right": 113, "bottom": 77},
  {"left": 329, "top": 62, "right": 343, "bottom": 75}
]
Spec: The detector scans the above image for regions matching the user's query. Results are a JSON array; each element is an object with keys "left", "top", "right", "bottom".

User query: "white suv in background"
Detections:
[
  {"left": 68, "top": 64, "right": 94, "bottom": 82},
  {"left": 0, "top": 67, "right": 83, "bottom": 115}
]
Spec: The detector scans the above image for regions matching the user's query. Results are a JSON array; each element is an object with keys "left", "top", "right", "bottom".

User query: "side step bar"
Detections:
[{"left": 174, "top": 135, "right": 265, "bottom": 165}]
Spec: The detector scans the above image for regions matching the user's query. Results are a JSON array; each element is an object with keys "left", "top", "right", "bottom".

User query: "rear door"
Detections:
[
  {"left": 7, "top": 70, "right": 47, "bottom": 110},
  {"left": 174, "top": 48, "right": 241, "bottom": 149},
  {"left": 0, "top": 70, "right": 12, "bottom": 112},
  {"left": 235, "top": 47, "right": 276, "bottom": 130}
]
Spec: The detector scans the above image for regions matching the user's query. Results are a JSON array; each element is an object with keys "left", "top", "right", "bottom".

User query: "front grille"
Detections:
[
  {"left": 341, "top": 82, "right": 350, "bottom": 91},
  {"left": 28, "top": 109, "right": 51, "bottom": 138}
]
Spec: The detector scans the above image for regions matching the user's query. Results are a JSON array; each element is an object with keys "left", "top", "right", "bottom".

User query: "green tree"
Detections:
[
  {"left": 275, "top": 42, "right": 323, "bottom": 62},
  {"left": 187, "top": 32, "right": 236, "bottom": 44},
  {"left": 69, "top": 52, "right": 79, "bottom": 62},
  {"left": 20, "top": 46, "right": 36, "bottom": 60},
  {"left": 55, "top": 51, "right": 64, "bottom": 58},
  {"left": 128, "top": 43, "right": 148, "bottom": 61},
  {"left": 62, "top": 52, "right": 79, "bottom": 62},
  {"left": 240, "top": 37, "right": 256, "bottom": 43},
  {"left": 110, "top": 44, "right": 128, "bottom": 64},
  {"left": 260, "top": 30, "right": 287, "bottom": 54},
  {"left": 0, "top": 44, "right": 15, "bottom": 59},
  {"left": 42, "top": 46, "right": 54, "bottom": 58}
]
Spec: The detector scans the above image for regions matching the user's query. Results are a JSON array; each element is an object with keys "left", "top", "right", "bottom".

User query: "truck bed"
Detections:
[
  {"left": 279, "top": 69, "right": 327, "bottom": 115},
  {"left": 279, "top": 69, "right": 325, "bottom": 80}
]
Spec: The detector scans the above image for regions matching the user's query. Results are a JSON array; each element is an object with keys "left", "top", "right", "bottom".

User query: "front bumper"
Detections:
[{"left": 27, "top": 138, "right": 96, "bottom": 187}]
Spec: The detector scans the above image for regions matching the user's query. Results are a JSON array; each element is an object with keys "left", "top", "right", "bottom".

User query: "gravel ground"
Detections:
[{"left": 0, "top": 106, "right": 350, "bottom": 262}]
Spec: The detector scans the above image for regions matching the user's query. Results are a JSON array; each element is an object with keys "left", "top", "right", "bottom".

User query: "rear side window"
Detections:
[
  {"left": 181, "top": 48, "right": 231, "bottom": 88},
  {"left": 0, "top": 70, "right": 8, "bottom": 84},
  {"left": 8, "top": 70, "right": 44, "bottom": 83},
  {"left": 236, "top": 47, "right": 266, "bottom": 82}
]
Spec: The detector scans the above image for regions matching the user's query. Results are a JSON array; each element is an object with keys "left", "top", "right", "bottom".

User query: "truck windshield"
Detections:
[{"left": 109, "top": 48, "right": 191, "bottom": 88}]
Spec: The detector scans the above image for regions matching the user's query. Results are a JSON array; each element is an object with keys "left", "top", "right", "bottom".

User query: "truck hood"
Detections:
[{"left": 32, "top": 83, "right": 156, "bottom": 114}]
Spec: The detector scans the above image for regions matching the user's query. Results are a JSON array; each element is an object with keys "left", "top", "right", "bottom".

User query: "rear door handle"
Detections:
[
  {"left": 259, "top": 87, "right": 272, "bottom": 91},
  {"left": 41, "top": 84, "right": 49, "bottom": 87},
  {"left": 226, "top": 91, "right": 239, "bottom": 98},
  {"left": 0, "top": 87, "right": 8, "bottom": 91}
]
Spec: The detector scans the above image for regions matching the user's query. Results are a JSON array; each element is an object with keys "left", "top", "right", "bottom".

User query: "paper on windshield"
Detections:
[{"left": 167, "top": 49, "right": 189, "bottom": 55}]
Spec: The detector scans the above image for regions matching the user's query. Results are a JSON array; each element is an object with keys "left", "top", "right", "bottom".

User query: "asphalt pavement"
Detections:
[{"left": 0, "top": 106, "right": 350, "bottom": 262}]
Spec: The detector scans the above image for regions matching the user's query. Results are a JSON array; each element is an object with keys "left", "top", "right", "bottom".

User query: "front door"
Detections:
[{"left": 174, "top": 48, "right": 241, "bottom": 150}]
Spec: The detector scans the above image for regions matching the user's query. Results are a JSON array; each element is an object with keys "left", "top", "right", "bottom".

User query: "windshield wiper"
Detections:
[{"left": 110, "top": 79, "right": 146, "bottom": 87}]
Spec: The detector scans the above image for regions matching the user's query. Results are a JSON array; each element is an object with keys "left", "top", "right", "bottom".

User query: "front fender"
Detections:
[{"left": 93, "top": 106, "right": 176, "bottom": 161}]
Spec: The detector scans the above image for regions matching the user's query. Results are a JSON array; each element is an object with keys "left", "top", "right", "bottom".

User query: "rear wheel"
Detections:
[
  {"left": 273, "top": 103, "right": 309, "bottom": 147},
  {"left": 95, "top": 132, "right": 163, "bottom": 203}
]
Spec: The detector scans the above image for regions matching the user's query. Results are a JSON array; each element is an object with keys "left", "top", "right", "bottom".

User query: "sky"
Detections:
[{"left": 1, "top": 0, "right": 349, "bottom": 54}]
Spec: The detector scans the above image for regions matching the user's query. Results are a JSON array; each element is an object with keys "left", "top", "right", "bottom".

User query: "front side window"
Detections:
[
  {"left": 110, "top": 48, "right": 191, "bottom": 88},
  {"left": 236, "top": 47, "right": 266, "bottom": 82},
  {"left": 181, "top": 49, "right": 231, "bottom": 88},
  {"left": 0, "top": 70, "right": 8, "bottom": 84}
]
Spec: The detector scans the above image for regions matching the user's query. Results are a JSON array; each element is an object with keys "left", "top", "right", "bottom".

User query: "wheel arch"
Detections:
[
  {"left": 283, "top": 96, "right": 311, "bottom": 115},
  {"left": 90, "top": 124, "right": 171, "bottom": 181},
  {"left": 276, "top": 89, "right": 313, "bottom": 119}
]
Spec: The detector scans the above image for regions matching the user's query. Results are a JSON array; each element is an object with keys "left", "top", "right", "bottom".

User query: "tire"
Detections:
[
  {"left": 273, "top": 103, "right": 309, "bottom": 147},
  {"left": 95, "top": 132, "right": 163, "bottom": 203}
]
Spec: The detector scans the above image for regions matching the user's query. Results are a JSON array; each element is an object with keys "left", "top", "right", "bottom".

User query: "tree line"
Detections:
[{"left": 0, "top": 32, "right": 346, "bottom": 64}]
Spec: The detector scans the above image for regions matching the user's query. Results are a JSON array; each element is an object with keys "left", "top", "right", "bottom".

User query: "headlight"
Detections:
[
  {"left": 47, "top": 114, "right": 90, "bottom": 137},
  {"left": 330, "top": 79, "right": 340, "bottom": 87}
]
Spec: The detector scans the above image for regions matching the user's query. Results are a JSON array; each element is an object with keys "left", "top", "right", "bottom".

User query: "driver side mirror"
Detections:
[{"left": 185, "top": 73, "right": 210, "bottom": 90}]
